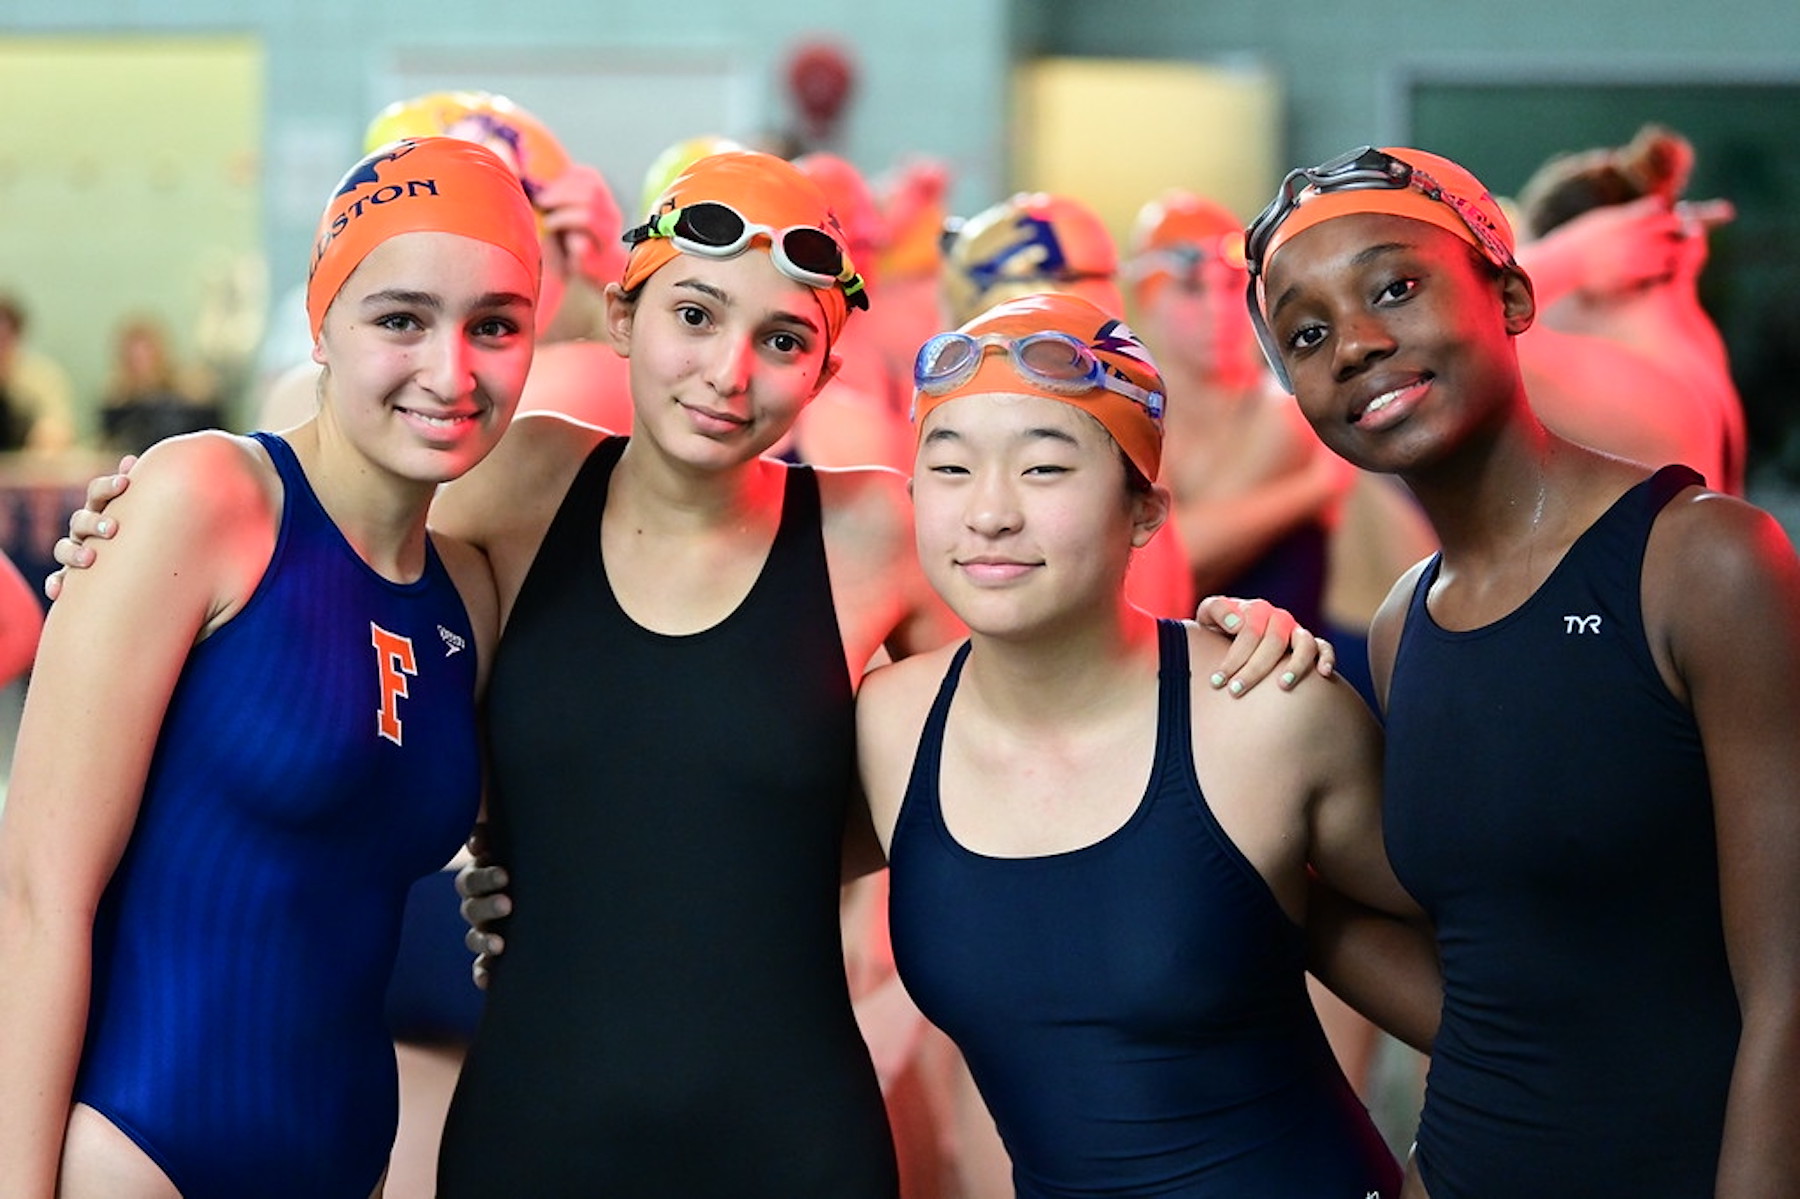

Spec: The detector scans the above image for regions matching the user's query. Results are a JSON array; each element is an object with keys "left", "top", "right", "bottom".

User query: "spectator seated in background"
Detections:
[
  {"left": 0, "top": 293, "right": 77, "bottom": 454},
  {"left": 98, "top": 315, "right": 223, "bottom": 457}
]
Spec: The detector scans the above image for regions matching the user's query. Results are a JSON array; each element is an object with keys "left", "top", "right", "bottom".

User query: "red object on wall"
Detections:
[{"left": 785, "top": 40, "right": 857, "bottom": 143}]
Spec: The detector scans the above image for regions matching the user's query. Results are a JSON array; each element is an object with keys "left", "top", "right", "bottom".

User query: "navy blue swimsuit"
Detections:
[
  {"left": 888, "top": 620, "right": 1400, "bottom": 1198},
  {"left": 1385, "top": 466, "right": 1736, "bottom": 1197},
  {"left": 74, "top": 432, "right": 481, "bottom": 1198}
]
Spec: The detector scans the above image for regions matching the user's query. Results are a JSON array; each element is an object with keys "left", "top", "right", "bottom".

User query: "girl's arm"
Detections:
[
  {"left": 1648, "top": 493, "right": 1800, "bottom": 1198},
  {"left": 0, "top": 434, "right": 268, "bottom": 1192},
  {"left": 1290, "top": 673, "right": 1441, "bottom": 1051}
]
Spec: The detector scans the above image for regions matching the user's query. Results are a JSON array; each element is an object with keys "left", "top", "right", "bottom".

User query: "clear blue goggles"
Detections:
[
  {"left": 912, "top": 331, "right": 1165, "bottom": 422},
  {"left": 623, "top": 200, "right": 869, "bottom": 310}
]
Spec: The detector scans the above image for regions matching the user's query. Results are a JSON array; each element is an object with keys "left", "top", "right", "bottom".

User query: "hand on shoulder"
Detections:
[
  {"left": 52, "top": 431, "right": 279, "bottom": 634},
  {"left": 105, "top": 431, "right": 278, "bottom": 550}
]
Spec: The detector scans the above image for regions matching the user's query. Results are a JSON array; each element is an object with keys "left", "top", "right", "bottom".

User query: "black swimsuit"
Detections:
[{"left": 438, "top": 436, "right": 897, "bottom": 1197}]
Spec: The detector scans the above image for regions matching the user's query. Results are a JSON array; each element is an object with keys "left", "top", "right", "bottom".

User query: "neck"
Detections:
[
  {"left": 1402, "top": 409, "right": 1570, "bottom": 567},
  {"left": 613, "top": 436, "right": 786, "bottom": 534},
  {"left": 286, "top": 420, "right": 435, "bottom": 578},
  {"left": 962, "top": 601, "right": 1159, "bottom": 729}
]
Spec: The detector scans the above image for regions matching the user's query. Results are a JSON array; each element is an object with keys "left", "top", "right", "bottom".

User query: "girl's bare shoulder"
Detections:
[
  {"left": 857, "top": 641, "right": 960, "bottom": 722},
  {"left": 122, "top": 429, "right": 280, "bottom": 527}
]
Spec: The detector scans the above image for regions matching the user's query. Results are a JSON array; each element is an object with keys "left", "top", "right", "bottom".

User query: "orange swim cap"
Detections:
[
  {"left": 912, "top": 292, "right": 1164, "bottom": 482},
  {"left": 794, "top": 152, "right": 885, "bottom": 266},
  {"left": 622, "top": 150, "right": 862, "bottom": 350},
  {"left": 1255, "top": 146, "right": 1516, "bottom": 279},
  {"left": 1125, "top": 191, "right": 1247, "bottom": 303},
  {"left": 636, "top": 133, "right": 747, "bottom": 223},
  {"left": 307, "top": 137, "right": 542, "bottom": 341}
]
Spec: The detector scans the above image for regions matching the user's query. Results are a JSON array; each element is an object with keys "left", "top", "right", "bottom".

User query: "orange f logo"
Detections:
[{"left": 371, "top": 623, "right": 417, "bottom": 746}]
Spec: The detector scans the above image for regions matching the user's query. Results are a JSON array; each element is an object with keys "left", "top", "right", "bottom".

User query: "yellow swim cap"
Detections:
[
  {"left": 637, "top": 133, "right": 748, "bottom": 223},
  {"left": 364, "top": 91, "right": 571, "bottom": 216}
]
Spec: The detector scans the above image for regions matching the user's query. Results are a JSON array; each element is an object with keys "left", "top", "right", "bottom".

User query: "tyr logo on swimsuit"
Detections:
[{"left": 1563, "top": 614, "right": 1603, "bottom": 634}]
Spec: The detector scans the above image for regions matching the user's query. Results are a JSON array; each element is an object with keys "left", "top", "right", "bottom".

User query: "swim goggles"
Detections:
[
  {"left": 623, "top": 200, "right": 869, "bottom": 310},
  {"left": 1124, "top": 231, "right": 1249, "bottom": 286},
  {"left": 912, "top": 331, "right": 1165, "bottom": 422},
  {"left": 1241, "top": 145, "right": 1515, "bottom": 390}
]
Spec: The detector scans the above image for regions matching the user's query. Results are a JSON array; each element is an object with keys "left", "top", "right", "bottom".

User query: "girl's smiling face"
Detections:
[
  {"left": 913, "top": 389, "right": 1167, "bottom": 640},
  {"left": 315, "top": 229, "right": 536, "bottom": 486},
  {"left": 1260, "top": 211, "right": 1535, "bottom": 476},
  {"left": 608, "top": 249, "right": 837, "bottom": 468}
]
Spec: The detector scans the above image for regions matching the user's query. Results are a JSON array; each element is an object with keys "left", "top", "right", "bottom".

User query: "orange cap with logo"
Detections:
[
  {"left": 913, "top": 292, "right": 1164, "bottom": 481},
  {"left": 306, "top": 137, "right": 542, "bottom": 341},
  {"left": 623, "top": 150, "right": 861, "bottom": 350}
]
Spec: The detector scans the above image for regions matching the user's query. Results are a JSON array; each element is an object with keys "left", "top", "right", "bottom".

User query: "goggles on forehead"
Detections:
[
  {"left": 912, "top": 331, "right": 1165, "bottom": 422},
  {"left": 1241, "top": 145, "right": 1515, "bottom": 391},
  {"left": 623, "top": 200, "right": 869, "bottom": 310}
]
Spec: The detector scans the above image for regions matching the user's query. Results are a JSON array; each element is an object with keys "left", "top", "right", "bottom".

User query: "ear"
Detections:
[
  {"left": 1500, "top": 266, "right": 1536, "bottom": 337},
  {"left": 601, "top": 282, "right": 636, "bottom": 356},
  {"left": 1130, "top": 482, "right": 1173, "bottom": 549},
  {"left": 310, "top": 337, "right": 327, "bottom": 367}
]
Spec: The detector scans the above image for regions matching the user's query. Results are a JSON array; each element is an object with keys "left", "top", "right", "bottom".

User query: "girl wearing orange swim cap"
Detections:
[
  {"left": 1247, "top": 144, "right": 1800, "bottom": 1199},
  {"left": 0, "top": 135, "right": 539, "bottom": 1197},
  {"left": 420, "top": 145, "right": 946, "bottom": 1194},
  {"left": 854, "top": 291, "right": 1431, "bottom": 1197}
]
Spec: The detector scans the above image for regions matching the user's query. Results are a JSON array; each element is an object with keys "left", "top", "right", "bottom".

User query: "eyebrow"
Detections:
[
  {"left": 361, "top": 288, "right": 441, "bottom": 311},
  {"left": 920, "top": 424, "right": 1083, "bottom": 449},
  {"left": 1267, "top": 239, "right": 1411, "bottom": 322},
  {"left": 359, "top": 289, "right": 534, "bottom": 311},
  {"left": 670, "top": 277, "right": 823, "bottom": 334},
  {"left": 1022, "top": 426, "right": 1083, "bottom": 449}
]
